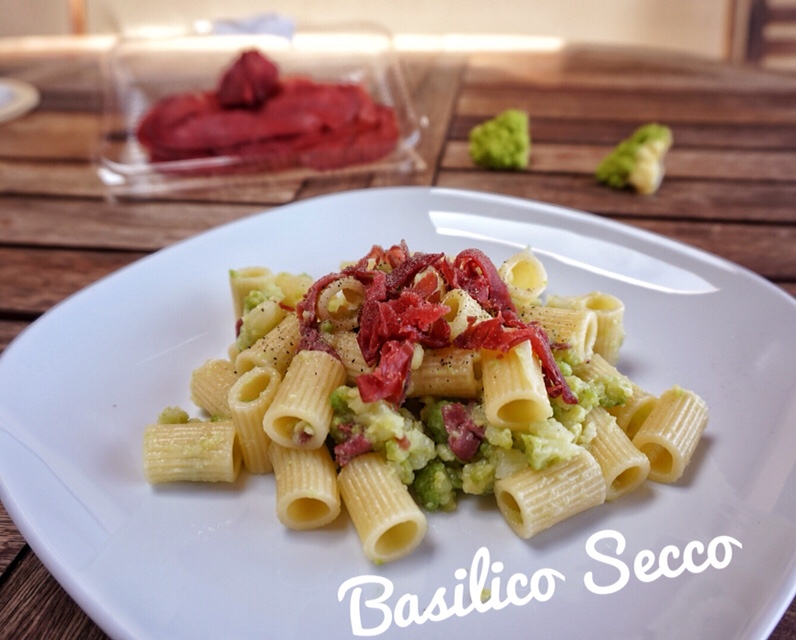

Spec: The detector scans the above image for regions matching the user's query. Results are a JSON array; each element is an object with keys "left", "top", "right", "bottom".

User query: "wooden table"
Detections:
[{"left": 1, "top": 36, "right": 794, "bottom": 639}]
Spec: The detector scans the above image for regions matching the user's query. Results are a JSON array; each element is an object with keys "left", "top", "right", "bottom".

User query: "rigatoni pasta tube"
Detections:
[
  {"left": 547, "top": 292, "right": 625, "bottom": 365},
  {"left": 583, "top": 292, "right": 625, "bottom": 365},
  {"left": 227, "top": 365, "right": 281, "bottom": 474},
  {"left": 143, "top": 421, "right": 241, "bottom": 483},
  {"left": 406, "top": 346, "right": 482, "bottom": 398},
  {"left": 498, "top": 248, "right": 547, "bottom": 306},
  {"left": 632, "top": 386, "right": 708, "bottom": 483},
  {"left": 235, "top": 312, "right": 299, "bottom": 376},
  {"left": 572, "top": 352, "right": 631, "bottom": 389},
  {"left": 586, "top": 406, "right": 650, "bottom": 502},
  {"left": 190, "top": 359, "right": 237, "bottom": 419},
  {"left": 494, "top": 448, "right": 605, "bottom": 539},
  {"left": 237, "top": 298, "right": 287, "bottom": 350},
  {"left": 269, "top": 442, "right": 341, "bottom": 530},
  {"left": 273, "top": 271, "right": 313, "bottom": 308},
  {"left": 482, "top": 340, "right": 553, "bottom": 430},
  {"left": 316, "top": 276, "right": 366, "bottom": 331},
  {"left": 229, "top": 266, "right": 272, "bottom": 319},
  {"left": 262, "top": 349, "right": 346, "bottom": 449},
  {"left": 326, "top": 330, "right": 373, "bottom": 383},
  {"left": 517, "top": 305, "right": 598, "bottom": 364},
  {"left": 608, "top": 384, "right": 657, "bottom": 439},
  {"left": 441, "top": 288, "right": 491, "bottom": 339},
  {"left": 338, "top": 453, "right": 428, "bottom": 564}
]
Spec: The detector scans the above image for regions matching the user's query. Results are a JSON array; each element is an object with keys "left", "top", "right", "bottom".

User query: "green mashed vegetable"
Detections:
[{"left": 329, "top": 359, "right": 632, "bottom": 513}]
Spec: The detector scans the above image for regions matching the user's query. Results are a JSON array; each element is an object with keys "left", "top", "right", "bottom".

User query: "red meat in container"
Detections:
[{"left": 135, "top": 49, "right": 401, "bottom": 173}]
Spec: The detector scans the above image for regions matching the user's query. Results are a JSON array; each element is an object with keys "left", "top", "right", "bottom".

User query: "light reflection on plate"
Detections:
[
  {"left": 0, "top": 187, "right": 795, "bottom": 640},
  {"left": 429, "top": 209, "right": 720, "bottom": 294}
]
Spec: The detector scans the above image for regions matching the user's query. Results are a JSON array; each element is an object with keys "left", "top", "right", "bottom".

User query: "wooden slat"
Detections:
[
  {"left": 626, "top": 218, "right": 796, "bottom": 280},
  {"left": 0, "top": 161, "right": 105, "bottom": 198},
  {"left": 466, "top": 47, "right": 796, "bottom": 94},
  {"left": 0, "top": 248, "right": 147, "bottom": 315},
  {"left": 0, "top": 503, "right": 25, "bottom": 577},
  {"left": 0, "top": 112, "right": 99, "bottom": 161},
  {"left": 0, "top": 159, "right": 304, "bottom": 205},
  {"left": 296, "top": 174, "right": 374, "bottom": 200},
  {"left": 782, "top": 282, "right": 796, "bottom": 297},
  {"left": 763, "top": 39, "right": 796, "bottom": 54},
  {"left": 456, "top": 86, "right": 796, "bottom": 125},
  {"left": 768, "top": 5, "right": 796, "bottom": 22},
  {"left": 0, "top": 548, "right": 109, "bottom": 640},
  {"left": 0, "top": 196, "right": 267, "bottom": 251},
  {"left": 449, "top": 115, "right": 796, "bottom": 150},
  {"left": 442, "top": 140, "right": 796, "bottom": 183},
  {"left": 434, "top": 169, "right": 796, "bottom": 223},
  {"left": 0, "top": 320, "right": 29, "bottom": 353}
]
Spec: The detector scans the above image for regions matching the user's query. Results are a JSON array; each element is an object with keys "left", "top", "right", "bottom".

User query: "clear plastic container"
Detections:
[{"left": 97, "top": 25, "right": 425, "bottom": 198}]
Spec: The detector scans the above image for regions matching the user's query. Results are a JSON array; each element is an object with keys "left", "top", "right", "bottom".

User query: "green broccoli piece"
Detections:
[
  {"left": 420, "top": 399, "right": 453, "bottom": 444},
  {"left": 242, "top": 289, "right": 268, "bottom": 314},
  {"left": 412, "top": 459, "right": 458, "bottom": 512},
  {"left": 384, "top": 425, "right": 438, "bottom": 485},
  {"left": 596, "top": 123, "right": 672, "bottom": 195},
  {"left": 331, "top": 386, "right": 436, "bottom": 483},
  {"left": 157, "top": 406, "right": 190, "bottom": 424},
  {"left": 329, "top": 385, "right": 353, "bottom": 417},
  {"left": 519, "top": 419, "right": 582, "bottom": 470},
  {"left": 461, "top": 458, "right": 496, "bottom": 495},
  {"left": 468, "top": 109, "right": 530, "bottom": 170}
]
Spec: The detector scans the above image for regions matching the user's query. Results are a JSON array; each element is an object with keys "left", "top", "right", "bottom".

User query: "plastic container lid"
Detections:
[{"left": 97, "top": 25, "right": 425, "bottom": 198}]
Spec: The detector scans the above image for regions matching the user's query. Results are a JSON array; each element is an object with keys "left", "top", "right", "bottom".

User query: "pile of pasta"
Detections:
[{"left": 142, "top": 242, "right": 708, "bottom": 564}]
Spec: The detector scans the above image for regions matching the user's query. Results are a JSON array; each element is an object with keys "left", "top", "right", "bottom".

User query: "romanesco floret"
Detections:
[
  {"left": 412, "top": 459, "right": 458, "bottom": 512},
  {"left": 484, "top": 423, "right": 513, "bottom": 450},
  {"left": 519, "top": 419, "right": 582, "bottom": 470},
  {"left": 462, "top": 458, "right": 496, "bottom": 495},
  {"left": 469, "top": 109, "right": 531, "bottom": 170},
  {"left": 596, "top": 123, "right": 672, "bottom": 195},
  {"left": 552, "top": 374, "right": 598, "bottom": 432},
  {"left": 384, "top": 422, "right": 438, "bottom": 484},
  {"left": 596, "top": 376, "right": 634, "bottom": 409},
  {"left": 331, "top": 386, "right": 436, "bottom": 484},
  {"left": 157, "top": 406, "right": 190, "bottom": 424}
]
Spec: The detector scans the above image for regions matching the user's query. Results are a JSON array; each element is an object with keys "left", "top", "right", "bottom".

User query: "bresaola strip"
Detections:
[
  {"left": 136, "top": 49, "right": 400, "bottom": 173},
  {"left": 294, "top": 241, "right": 577, "bottom": 406},
  {"left": 217, "top": 49, "right": 279, "bottom": 108},
  {"left": 441, "top": 402, "right": 485, "bottom": 462}
]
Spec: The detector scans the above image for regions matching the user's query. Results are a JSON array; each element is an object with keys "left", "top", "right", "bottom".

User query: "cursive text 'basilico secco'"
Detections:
[{"left": 337, "top": 530, "right": 742, "bottom": 636}]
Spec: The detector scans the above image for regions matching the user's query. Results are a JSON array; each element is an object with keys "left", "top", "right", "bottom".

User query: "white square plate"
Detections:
[{"left": 1, "top": 187, "right": 795, "bottom": 639}]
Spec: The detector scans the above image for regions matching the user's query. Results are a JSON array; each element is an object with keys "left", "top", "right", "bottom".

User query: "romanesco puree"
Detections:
[
  {"left": 157, "top": 406, "right": 190, "bottom": 424},
  {"left": 595, "top": 123, "right": 673, "bottom": 195},
  {"left": 330, "top": 353, "right": 634, "bottom": 512},
  {"left": 330, "top": 386, "right": 437, "bottom": 485},
  {"left": 468, "top": 109, "right": 531, "bottom": 170}
]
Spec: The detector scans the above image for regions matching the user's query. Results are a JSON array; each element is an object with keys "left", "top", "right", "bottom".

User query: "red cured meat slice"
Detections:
[
  {"left": 136, "top": 91, "right": 217, "bottom": 151},
  {"left": 135, "top": 49, "right": 400, "bottom": 173},
  {"left": 264, "top": 79, "right": 370, "bottom": 131},
  {"left": 334, "top": 432, "right": 373, "bottom": 467},
  {"left": 154, "top": 108, "right": 324, "bottom": 152},
  {"left": 217, "top": 49, "right": 279, "bottom": 108},
  {"left": 356, "top": 339, "right": 415, "bottom": 405},
  {"left": 441, "top": 403, "right": 485, "bottom": 462}
]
